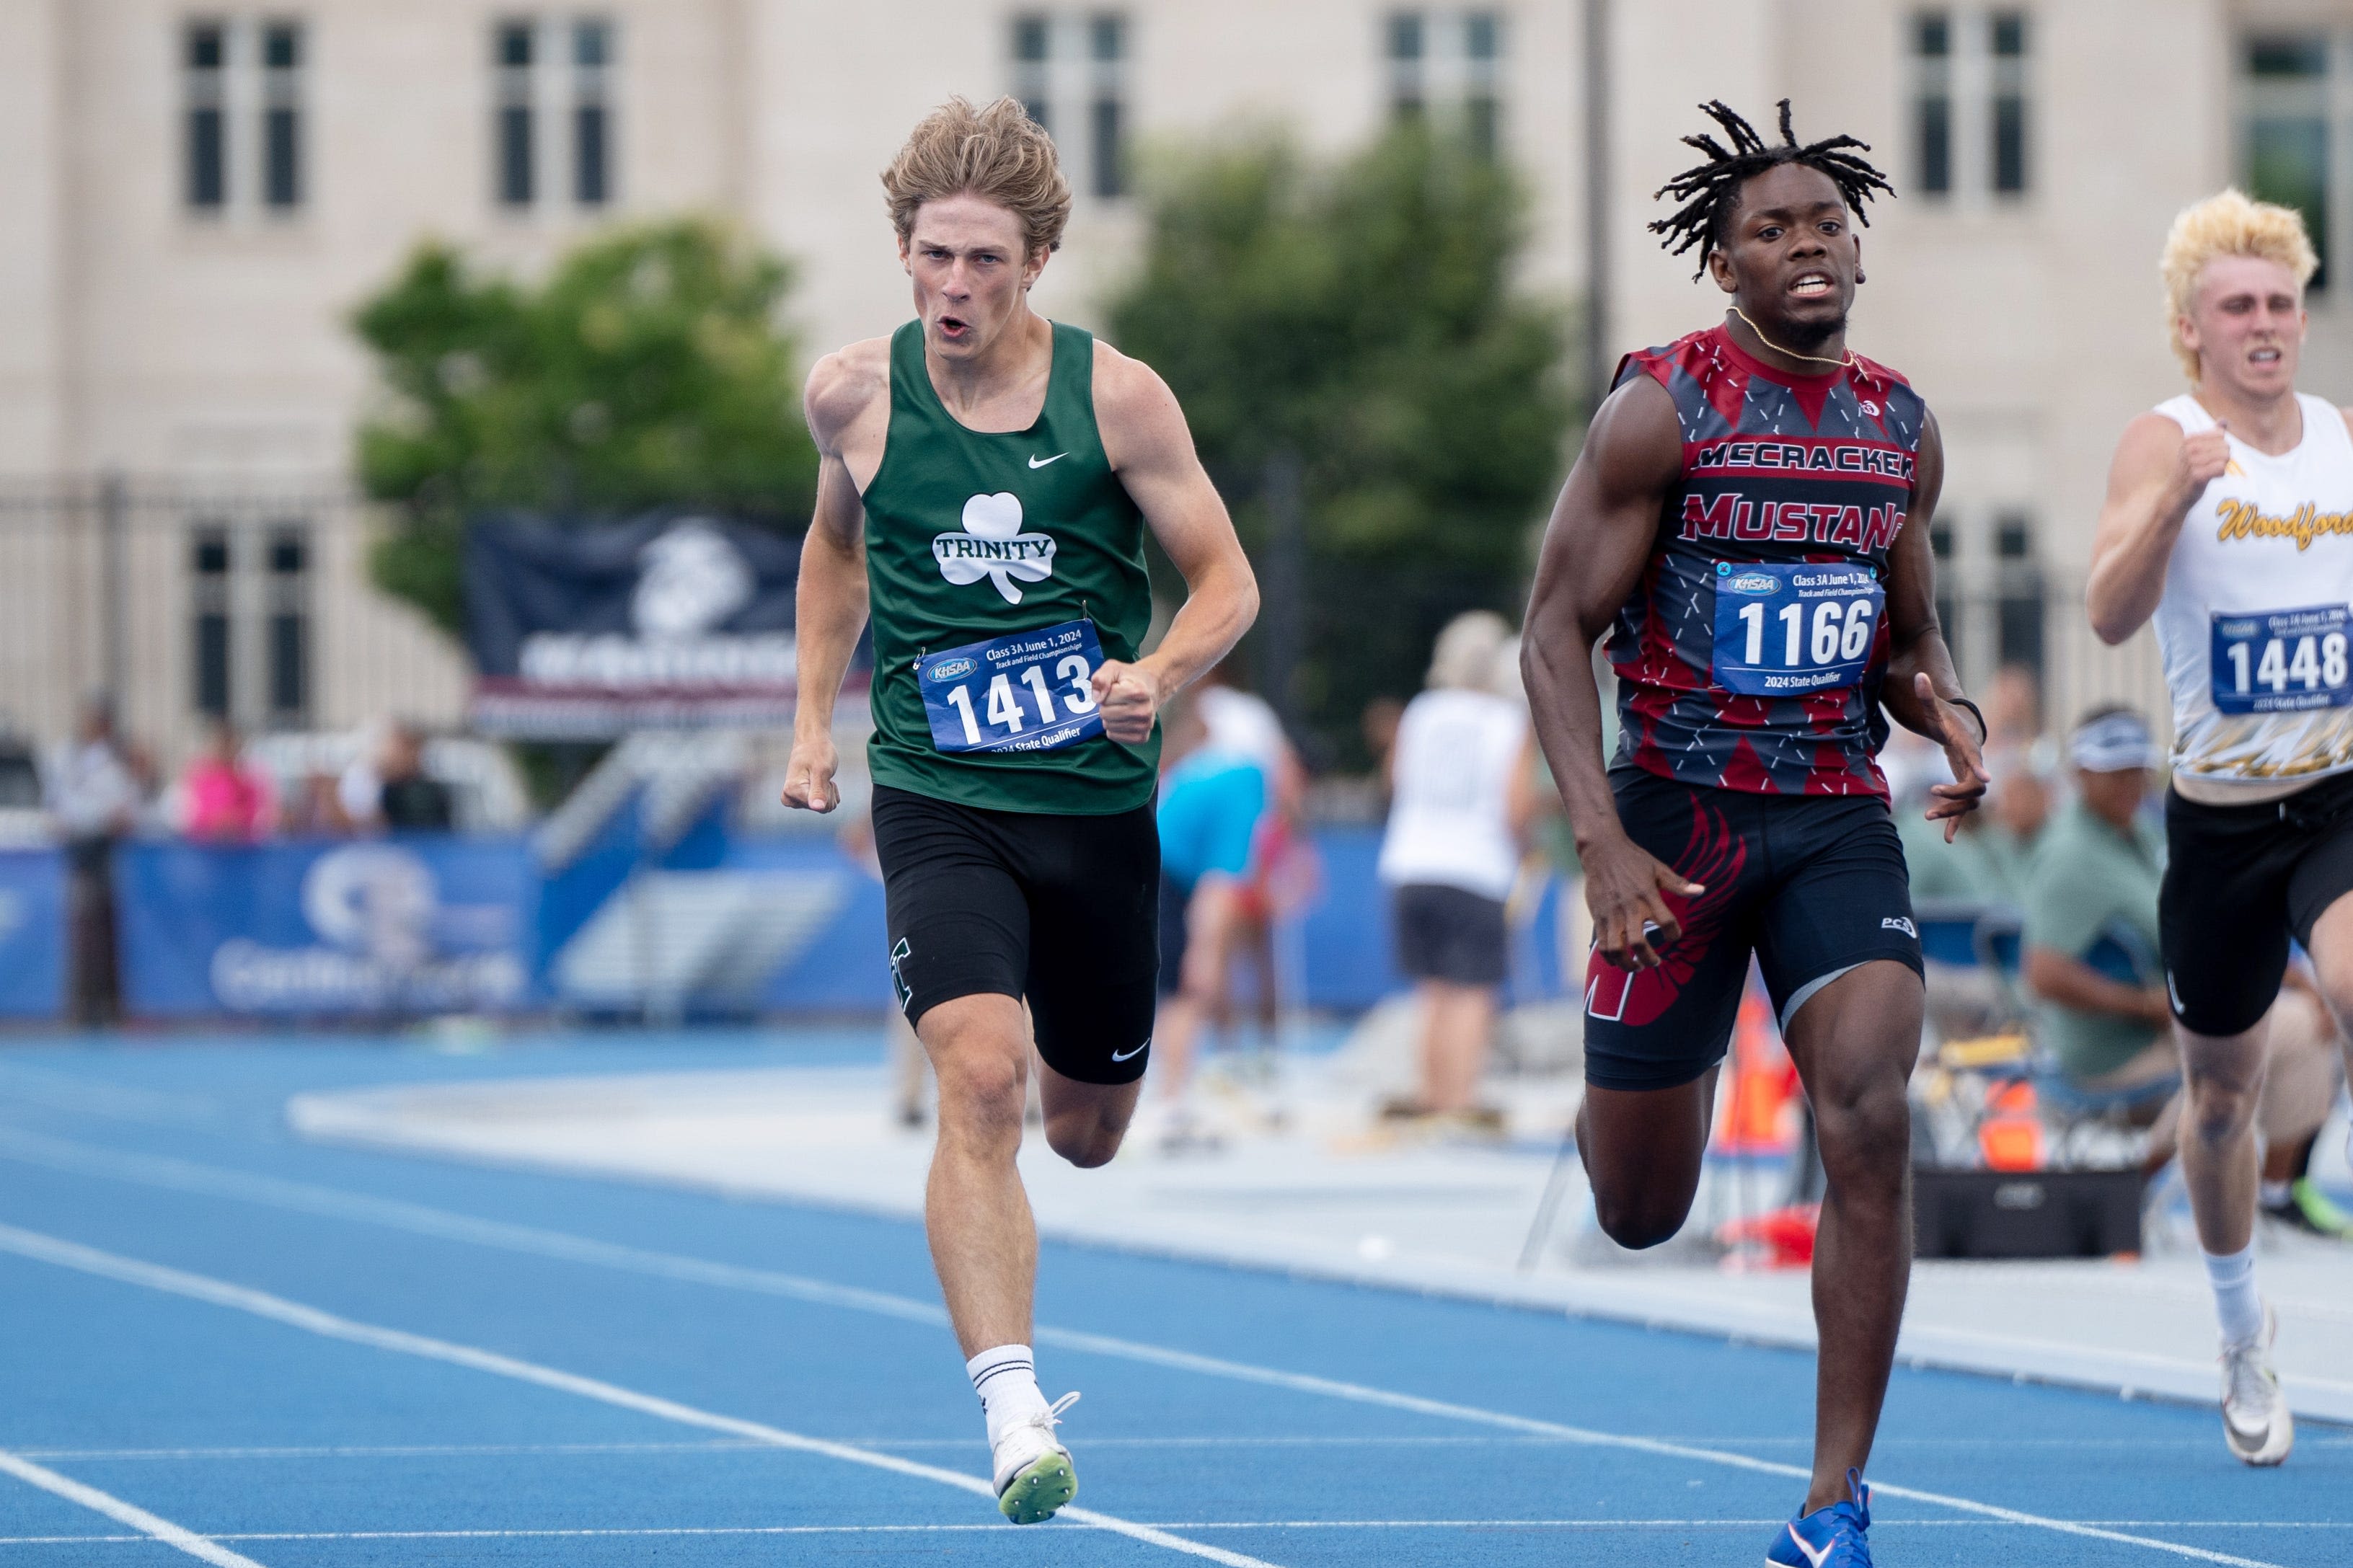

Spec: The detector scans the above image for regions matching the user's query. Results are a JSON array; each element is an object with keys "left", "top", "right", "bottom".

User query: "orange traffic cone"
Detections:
[
  {"left": 1712, "top": 982, "right": 1799, "bottom": 1156},
  {"left": 1977, "top": 1080, "right": 2046, "bottom": 1171}
]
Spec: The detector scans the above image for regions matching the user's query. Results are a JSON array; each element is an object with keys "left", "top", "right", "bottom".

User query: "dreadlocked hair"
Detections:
[{"left": 1649, "top": 99, "right": 1895, "bottom": 279}]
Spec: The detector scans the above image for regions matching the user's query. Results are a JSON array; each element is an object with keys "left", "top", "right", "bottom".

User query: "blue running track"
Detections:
[{"left": 0, "top": 1032, "right": 2343, "bottom": 1566}]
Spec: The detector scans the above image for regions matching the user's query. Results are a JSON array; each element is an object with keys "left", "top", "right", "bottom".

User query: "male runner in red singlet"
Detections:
[{"left": 1522, "top": 102, "right": 1988, "bottom": 1568}]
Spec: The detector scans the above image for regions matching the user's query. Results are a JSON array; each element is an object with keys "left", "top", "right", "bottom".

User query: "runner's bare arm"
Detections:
[
  {"left": 782, "top": 346, "right": 887, "bottom": 812},
  {"left": 2087, "top": 412, "right": 2225, "bottom": 645},
  {"left": 1092, "top": 342, "right": 1259, "bottom": 745},
  {"left": 1521, "top": 375, "right": 1701, "bottom": 973},
  {"left": 1881, "top": 411, "right": 1990, "bottom": 840}
]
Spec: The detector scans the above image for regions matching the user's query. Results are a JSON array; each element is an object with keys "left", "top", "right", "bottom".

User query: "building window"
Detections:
[
  {"left": 1386, "top": 12, "right": 1426, "bottom": 122},
  {"left": 1464, "top": 12, "right": 1502, "bottom": 158},
  {"left": 191, "top": 528, "right": 232, "bottom": 721},
  {"left": 495, "top": 20, "right": 536, "bottom": 207},
  {"left": 266, "top": 526, "right": 310, "bottom": 723},
  {"left": 1911, "top": 13, "right": 1952, "bottom": 195},
  {"left": 1908, "top": 10, "right": 2028, "bottom": 200},
  {"left": 260, "top": 21, "right": 303, "bottom": 210},
  {"left": 1990, "top": 11, "right": 2028, "bottom": 195},
  {"left": 1994, "top": 513, "right": 2043, "bottom": 673},
  {"left": 185, "top": 22, "right": 229, "bottom": 211},
  {"left": 1012, "top": 14, "right": 1052, "bottom": 136},
  {"left": 1088, "top": 14, "right": 1126, "bottom": 200},
  {"left": 573, "top": 20, "right": 614, "bottom": 205},
  {"left": 2242, "top": 34, "right": 2332, "bottom": 292}
]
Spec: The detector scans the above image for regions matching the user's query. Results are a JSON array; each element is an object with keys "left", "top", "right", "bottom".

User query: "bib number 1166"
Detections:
[
  {"left": 1710, "top": 560, "right": 1884, "bottom": 697},
  {"left": 2210, "top": 605, "right": 2353, "bottom": 715}
]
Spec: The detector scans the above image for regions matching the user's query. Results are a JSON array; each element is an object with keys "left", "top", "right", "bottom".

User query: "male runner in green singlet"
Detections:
[{"left": 782, "top": 97, "right": 1257, "bottom": 1523}]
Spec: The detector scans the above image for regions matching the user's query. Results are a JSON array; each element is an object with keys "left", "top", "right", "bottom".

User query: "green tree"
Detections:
[
  {"left": 1105, "top": 125, "right": 1571, "bottom": 765},
  {"left": 353, "top": 218, "right": 819, "bottom": 634}
]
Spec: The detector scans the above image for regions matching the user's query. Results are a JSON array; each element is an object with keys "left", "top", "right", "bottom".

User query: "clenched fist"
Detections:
[
  {"left": 1088, "top": 660, "right": 1165, "bottom": 745},
  {"left": 2171, "top": 422, "right": 2232, "bottom": 510}
]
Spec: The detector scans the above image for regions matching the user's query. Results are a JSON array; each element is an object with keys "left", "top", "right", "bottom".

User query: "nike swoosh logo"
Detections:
[
  {"left": 1109, "top": 1040, "right": 1149, "bottom": 1063},
  {"left": 1028, "top": 453, "right": 1067, "bottom": 469},
  {"left": 1788, "top": 1526, "right": 1830, "bottom": 1568}
]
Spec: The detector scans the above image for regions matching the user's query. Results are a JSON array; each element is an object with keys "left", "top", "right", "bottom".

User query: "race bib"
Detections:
[
  {"left": 916, "top": 619, "right": 1105, "bottom": 755},
  {"left": 2209, "top": 605, "right": 2353, "bottom": 714},
  {"left": 1710, "top": 561, "right": 1884, "bottom": 697}
]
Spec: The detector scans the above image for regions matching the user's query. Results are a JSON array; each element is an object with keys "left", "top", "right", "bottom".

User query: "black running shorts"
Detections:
[
  {"left": 2160, "top": 773, "right": 2353, "bottom": 1038},
  {"left": 871, "top": 783, "right": 1160, "bottom": 1085},
  {"left": 1581, "top": 769, "right": 1924, "bottom": 1092},
  {"left": 1392, "top": 882, "right": 1509, "bottom": 986}
]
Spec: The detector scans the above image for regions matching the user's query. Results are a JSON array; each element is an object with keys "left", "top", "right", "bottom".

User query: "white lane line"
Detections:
[
  {"left": 0, "top": 1223, "right": 1277, "bottom": 1568},
  {"left": 0, "top": 1130, "right": 2289, "bottom": 1568},
  {"left": 0, "top": 1450, "right": 268, "bottom": 1567},
  {"left": 15, "top": 1433, "right": 2272, "bottom": 1461},
  {"left": 2, "top": 1518, "right": 2347, "bottom": 1546}
]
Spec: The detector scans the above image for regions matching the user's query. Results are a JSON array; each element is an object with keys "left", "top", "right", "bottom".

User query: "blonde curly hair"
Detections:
[
  {"left": 2160, "top": 189, "right": 2319, "bottom": 381},
  {"left": 881, "top": 97, "right": 1071, "bottom": 257}
]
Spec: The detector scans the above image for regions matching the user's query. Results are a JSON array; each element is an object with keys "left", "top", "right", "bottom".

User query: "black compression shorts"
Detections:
[
  {"left": 1581, "top": 769, "right": 1924, "bottom": 1092},
  {"left": 871, "top": 783, "right": 1160, "bottom": 1086},
  {"left": 2161, "top": 773, "right": 2353, "bottom": 1037}
]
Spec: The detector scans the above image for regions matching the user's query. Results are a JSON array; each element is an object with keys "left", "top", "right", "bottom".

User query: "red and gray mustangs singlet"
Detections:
[{"left": 1607, "top": 323, "right": 1928, "bottom": 797}]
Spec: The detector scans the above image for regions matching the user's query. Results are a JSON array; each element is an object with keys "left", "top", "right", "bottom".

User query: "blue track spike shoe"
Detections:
[
  {"left": 992, "top": 1391, "right": 1080, "bottom": 1523},
  {"left": 1766, "top": 1469, "right": 1873, "bottom": 1568}
]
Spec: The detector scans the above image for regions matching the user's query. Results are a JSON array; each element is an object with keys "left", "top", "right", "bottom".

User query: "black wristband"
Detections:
[{"left": 1948, "top": 696, "right": 1989, "bottom": 747}]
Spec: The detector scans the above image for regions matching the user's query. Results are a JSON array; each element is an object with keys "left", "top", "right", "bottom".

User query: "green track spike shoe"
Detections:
[{"left": 992, "top": 1391, "right": 1080, "bottom": 1523}]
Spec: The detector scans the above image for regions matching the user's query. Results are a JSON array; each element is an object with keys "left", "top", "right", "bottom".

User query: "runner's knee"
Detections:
[
  {"left": 1045, "top": 1109, "right": 1123, "bottom": 1169},
  {"left": 932, "top": 1045, "right": 1028, "bottom": 1141},
  {"left": 1813, "top": 1072, "right": 1910, "bottom": 1189}
]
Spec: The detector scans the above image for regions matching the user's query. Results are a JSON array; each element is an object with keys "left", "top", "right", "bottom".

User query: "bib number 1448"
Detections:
[{"left": 2210, "top": 605, "right": 2353, "bottom": 715}]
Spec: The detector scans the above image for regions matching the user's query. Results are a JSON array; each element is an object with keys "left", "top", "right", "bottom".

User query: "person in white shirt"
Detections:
[
  {"left": 2086, "top": 188, "right": 2353, "bottom": 1468},
  {"left": 1377, "top": 611, "right": 1533, "bottom": 1127}
]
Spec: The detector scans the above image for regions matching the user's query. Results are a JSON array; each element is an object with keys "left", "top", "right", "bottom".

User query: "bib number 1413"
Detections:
[
  {"left": 917, "top": 619, "right": 1107, "bottom": 755},
  {"left": 2210, "top": 605, "right": 2353, "bottom": 714}
]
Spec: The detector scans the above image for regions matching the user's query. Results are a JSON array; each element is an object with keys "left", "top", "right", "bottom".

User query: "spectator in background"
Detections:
[
  {"left": 177, "top": 721, "right": 275, "bottom": 843},
  {"left": 44, "top": 693, "right": 143, "bottom": 1024},
  {"left": 375, "top": 722, "right": 454, "bottom": 832},
  {"left": 1983, "top": 662, "right": 2044, "bottom": 748},
  {"left": 1377, "top": 611, "right": 1532, "bottom": 1132},
  {"left": 2023, "top": 709, "right": 2347, "bottom": 1233},
  {"left": 1191, "top": 659, "right": 1304, "bottom": 1057},
  {"left": 1152, "top": 699, "right": 1271, "bottom": 1150},
  {"left": 1902, "top": 743, "right": 2050, "bottom": 906}
]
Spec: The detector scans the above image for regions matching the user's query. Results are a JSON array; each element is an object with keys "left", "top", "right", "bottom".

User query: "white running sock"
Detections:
[
  {"left": 2202, "top": 1244, "right": 2264, "bottom": 1345},
  {"left": 967, "top": 1344, "right": 1049, "bottom": 1448},
  {"left": 2260, "top": 1179, "right": 2291, "bottom": 1208}
]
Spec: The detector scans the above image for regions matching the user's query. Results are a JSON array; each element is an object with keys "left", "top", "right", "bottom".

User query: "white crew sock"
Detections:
[
  {"left": 2202, "top": 1244, "right": 2264, "bottom": 1346},
  {"left": 967, "top": 1344, "right": 1049, "bottom": 1447}
]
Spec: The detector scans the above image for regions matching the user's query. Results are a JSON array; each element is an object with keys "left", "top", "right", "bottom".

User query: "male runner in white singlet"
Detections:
[
  {"left": 2088, "top": 189, "right": 2353, "bottom": 1466},
  {"left": 783, "top": 99, "right": 1256, "bottom": 1520}
]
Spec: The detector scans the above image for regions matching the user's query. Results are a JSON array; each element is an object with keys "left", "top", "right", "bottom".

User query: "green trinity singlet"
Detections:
[{"left": 860, "top": 319, "right": 1158, "bottom": 814}]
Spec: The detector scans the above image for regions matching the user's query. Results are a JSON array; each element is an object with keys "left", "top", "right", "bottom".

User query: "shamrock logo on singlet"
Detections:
[{"left": 932, "top": 492, "right": 1059, "bottom": 605}]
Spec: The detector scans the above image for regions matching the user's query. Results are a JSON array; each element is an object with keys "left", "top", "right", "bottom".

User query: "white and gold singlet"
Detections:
[{"left": 2152, "top": 392, "right": 2353, "bottom": 798}]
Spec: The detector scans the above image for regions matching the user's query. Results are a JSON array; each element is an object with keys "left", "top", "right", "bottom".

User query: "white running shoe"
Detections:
[
  {"left": 2220, "top": 1303, "right": 2294, "bottom": 1467},
  {"left": 992, "top": 1391, "right": 1080, "bottom": 1523}
]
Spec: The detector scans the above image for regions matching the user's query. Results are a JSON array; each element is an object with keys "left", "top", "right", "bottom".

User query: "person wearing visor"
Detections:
[{"left": 2026, "top": 708, "right": 2347, "bottom": 1213}]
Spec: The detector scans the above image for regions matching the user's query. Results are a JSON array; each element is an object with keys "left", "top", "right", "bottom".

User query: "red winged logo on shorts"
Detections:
[{"left": 1584, "top": 796, "right": 1746, "bottom": 1028}]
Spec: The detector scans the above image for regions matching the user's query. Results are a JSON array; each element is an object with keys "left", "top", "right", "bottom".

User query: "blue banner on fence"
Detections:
[
  {"left": 115, "top": 836, "right": 539, "bottom": 1017},
  {"left": 0, "top": 849, "right": 65, "bottom": 1018}
]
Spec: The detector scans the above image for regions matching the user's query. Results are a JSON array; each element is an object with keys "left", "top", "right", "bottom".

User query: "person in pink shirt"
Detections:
[{"left": 179, "top": 722, "right": 275, "bottom": 843}]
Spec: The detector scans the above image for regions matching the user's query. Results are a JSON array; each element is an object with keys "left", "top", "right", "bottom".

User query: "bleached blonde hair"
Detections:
[
  {"left": 881, "top": 97, "right": 1070, "bottom": 257},
  {"left": 1426, "top": 611, "right": 1514, "bottom": 693},
  {"left": 2160, "top": 189, "right": 2318, "bottom": 381}
]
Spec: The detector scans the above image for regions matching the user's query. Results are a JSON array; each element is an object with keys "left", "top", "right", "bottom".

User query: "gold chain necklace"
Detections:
[{"left": 1729, "top": 306, "right": 1856, "bottom": 371}]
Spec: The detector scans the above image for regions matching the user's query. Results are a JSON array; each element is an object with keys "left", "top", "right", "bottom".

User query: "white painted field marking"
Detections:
[
  {"left": 0, "top": 1449, "right": 269, "bottom": 1567},
  {"left": 0, "top": 1223, "right": 1279, "bottom": 1568},
  {"left": 0, "top": 1130, "right": 2288, "bottom": 1568}
]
